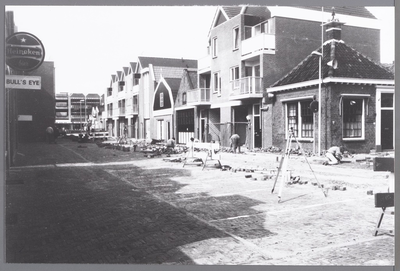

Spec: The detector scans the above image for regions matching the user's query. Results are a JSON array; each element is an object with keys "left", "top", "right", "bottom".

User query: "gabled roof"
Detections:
[
  {"left": 164, "top": 78, "right": 182, "bottom": 101},
  {"left": 184, "top": 69, "right": 198, "bottom": 89},
  {"left": 129, "top": 62, "right": 138, "bottom": 73},
  {"left": 116, "top": 71, "right": 123, "bottom": 81},
  {"left": 110, "top": 74, "right": 117, "bottom": 83},
  {"left": 153, "top": 66, "right": 190, "bottom": 82},
  {"left": 270, "top": 41, "right": 394, "bottom": 90},
  {"left": 138, "top": 56, "right": 197, "bottom": 70},
  {"left": 122, "top": 67, "right": 129, "bottom": 76},
  {"left": 222, "top": 6, "right": 243, "bottom": 19}
]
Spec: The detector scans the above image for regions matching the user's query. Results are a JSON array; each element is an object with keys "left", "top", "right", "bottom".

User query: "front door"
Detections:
[{"left": 381, "top": 110, "right": 393, "bottom": 149}]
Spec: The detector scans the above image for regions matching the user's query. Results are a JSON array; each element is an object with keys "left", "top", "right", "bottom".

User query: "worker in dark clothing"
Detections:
[
  {"left": 230, "top": 134, "right": 240, "bottom": 153},
  {"left": 166, "top": 137, "right": 176, "bottom": 154},
  {"left": 46, "top": 126, "right": 55, "bottom": 144}
]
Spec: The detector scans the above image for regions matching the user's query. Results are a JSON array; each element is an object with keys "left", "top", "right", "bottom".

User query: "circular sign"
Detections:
[
  {"left": 310, "top": 100, "right": 319, "bottom": 113},
  {"left": 6, "top": 32, "right": 45, "bottom": 72}
]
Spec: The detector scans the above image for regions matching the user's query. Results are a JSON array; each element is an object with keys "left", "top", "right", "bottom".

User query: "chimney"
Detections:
[{"left": 324, "top": 8, "right": 346, "bottom": 41}]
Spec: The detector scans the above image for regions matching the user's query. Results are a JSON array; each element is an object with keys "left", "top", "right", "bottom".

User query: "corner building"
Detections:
[{"left": 196, "top": 6, "right": 380, "bottom": 149}]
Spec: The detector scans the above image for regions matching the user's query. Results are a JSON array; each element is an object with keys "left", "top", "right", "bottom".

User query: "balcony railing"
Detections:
[
  {"left": 132, "top": 104, "right": 139, "bottom": 114},
  {"left": 242, "top": 33, "right": 275, "bottom": 56},
  {"left": 125, "top": 103, "right": 139, "bottom": 115},
  {"left": 187, "top": 88, "right": 211, "bottom": 105},
  {"left": 230, "top": 77, "right": 263, "bottom": 99}
]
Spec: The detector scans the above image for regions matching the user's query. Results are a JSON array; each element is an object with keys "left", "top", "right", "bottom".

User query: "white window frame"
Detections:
[
  {"left": 212, "top": 37, "right": 218, "bottom": 58},
  {"left": 284, "top": 99, "right": 314, "bottom": 141},
  {"left": 160, "top": 93, "right": 164, "bottom": 108},
  {"left": 233, "top": 27, "right": 239, "bottom": 50},
  {"left": 230, "top": 66, "right": 240, "bottom": 89},
  {"left": 213, "top": 72, "right": 221, "bottom": 95},
  {"left": 341, "top": 97, "right": 365, "bottom": 141}
]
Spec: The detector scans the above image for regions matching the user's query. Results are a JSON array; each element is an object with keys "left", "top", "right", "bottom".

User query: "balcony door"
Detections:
[{"left": 245, "top": 65, "right": 260, "bottom": 94}]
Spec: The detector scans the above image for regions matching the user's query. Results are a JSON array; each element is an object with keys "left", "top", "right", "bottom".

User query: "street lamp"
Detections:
[
  {"left": 312, "top": 51, "right": 322, "bottom": 156},
  {"left": 79, "top": 99, "right": 84, "bottom": 130}
]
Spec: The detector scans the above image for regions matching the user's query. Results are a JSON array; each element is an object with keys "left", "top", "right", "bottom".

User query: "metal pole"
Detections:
[
  {"left": 80, "top": 101, "right": 82, "bottom": 130},
  {"left": 318, "top": 55, "right": 322, "bottom": 156},
  {"left": 318, "top": 7, "right": 324, "bottom": 156}
]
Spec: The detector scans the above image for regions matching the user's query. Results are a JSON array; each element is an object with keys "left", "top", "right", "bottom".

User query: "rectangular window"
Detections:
[
  {"left": 287, "top": 103, "right": 298, "bottom": 136},
  {"left": 182, "top": 92, "right": 187, "bottom": 105},
  {"left": 300, "top": 101, "right": 313, "bottom": 138},
  {"left": 212, "top": 37, "right": 218, "bottom": 58},
  {"left": 286, "top": 100, "right": 314, "bottom": 139},
  {"left": 213, "top": 72, "right": 221, "bottom": 95},
  {"left": 233, "top": 27, "right": 239, "bottom": 50},
  {"left": 230, "top": 66, "right": 240, "bottom": 89},
  {"left": 160, "top": 93, "right": 164, "bottom": 107},
  {"left": 343, "top": 98, "right": 363, "bottom": 138}
]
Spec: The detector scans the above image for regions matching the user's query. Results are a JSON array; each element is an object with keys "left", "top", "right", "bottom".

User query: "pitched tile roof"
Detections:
[
  {"left": 153, "top": 66, "right": 189, "bottom": 82},
  {"left": 222, "top": 6, "right": 242, "bottom": 19},
  {"left": 164, "top": 78, "right": 182, "bottom": 101},
  {"left": 129, "top": 62, "right": 138, "bottom": 73},
  {"left": 296, "top": 6, "right": 376, "bottom": 19},
  {"left": 138, "top": 56, "right": 197, "bottom": 70},
  {"left": 270, "top": 41, "right": 394, "bottom": 88}
]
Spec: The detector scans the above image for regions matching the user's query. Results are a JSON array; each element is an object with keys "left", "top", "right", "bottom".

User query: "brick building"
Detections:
[
  {"left": 266, "top": 18, "right": 395, "bottom": 153},
  {"left": 194, "top": 6, "right": 381, "bottom": 149}
]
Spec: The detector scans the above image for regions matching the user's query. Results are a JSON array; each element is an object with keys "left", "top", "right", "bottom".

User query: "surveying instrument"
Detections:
[{"left": 271, "top": 127, "right": 328, "bottom": 202}]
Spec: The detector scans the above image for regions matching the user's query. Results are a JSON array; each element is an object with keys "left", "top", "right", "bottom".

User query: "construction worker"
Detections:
[
  {"left": 323, "top": 146, "right": 343, "bottom": 165},
  {"left": 230, "top": 134, "right": 240, "bottom": 153},
  {"left": 166, "top": 137, "right": 176, "bottom": 154}
]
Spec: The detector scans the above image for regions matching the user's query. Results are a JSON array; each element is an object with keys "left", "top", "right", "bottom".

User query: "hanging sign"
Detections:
[
  {"left": 5, "top": 75, "right": 41, "bottom": 89},
  {"left": 6, "top": 32, "right": 45, "bottom": 72}
]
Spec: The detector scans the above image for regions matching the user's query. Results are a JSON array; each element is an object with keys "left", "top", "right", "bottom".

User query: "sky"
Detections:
[{"left": 5, "top": 5, "right": 395, "bottom": 96}]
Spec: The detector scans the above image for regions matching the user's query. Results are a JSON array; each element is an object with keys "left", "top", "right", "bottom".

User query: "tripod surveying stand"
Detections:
[{"left": 271, "top": 127, "right": 327, "bottom": 202}]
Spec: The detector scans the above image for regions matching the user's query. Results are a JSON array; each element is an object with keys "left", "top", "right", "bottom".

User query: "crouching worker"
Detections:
[
  {"left": 230, "top": 134, "right": 240, "bottom": 153},
  {"left": 166, "top": 137, "right": 176, "bottom": 154},
  {"left": 323, "top": 146, "right": 343, "bottom": 165}
]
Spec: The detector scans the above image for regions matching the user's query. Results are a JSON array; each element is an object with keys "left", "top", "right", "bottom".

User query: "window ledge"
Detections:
[
  {"left": 285, "top": 138, "right": 314, "bottom": 142},
  {"left": 343, "top": 138, "right": 365, "bottom": 141}
]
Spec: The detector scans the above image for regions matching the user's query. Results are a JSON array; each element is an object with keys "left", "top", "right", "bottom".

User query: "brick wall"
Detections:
[{"left": 271, "top": 84, "right": 377, "bottom": 153}]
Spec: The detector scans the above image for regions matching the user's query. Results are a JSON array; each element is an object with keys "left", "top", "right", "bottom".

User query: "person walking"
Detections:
[
  {"left": 45, "top": 126, "right": 55, "bottom": 144},
  {"left": 230, "top": 134, "right": 240, "bottom": 153}
]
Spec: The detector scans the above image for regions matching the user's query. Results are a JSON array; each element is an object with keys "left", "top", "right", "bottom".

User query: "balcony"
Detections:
[
  {"left": 198, "top": 54, "right": 211, "bottom": 73},
  {"left": 229, "top": 77, "right": 263, "bottom": 100},
  {"left": 187, "top": 88, "right": 211, "bottom": 106},
  {"left": 107, "top": 110, "right": 113, "bottom": 118},
  {"left": 125, "top": 103, "right": 139, "bottom": 115},
  {"left": 242, "top": 33, "right": 275, "bottom": 59}
]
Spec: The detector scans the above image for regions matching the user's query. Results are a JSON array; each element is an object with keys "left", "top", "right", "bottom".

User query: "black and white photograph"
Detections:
[{"left": 3, "top": 2, "right": 396, "bottom": 270}]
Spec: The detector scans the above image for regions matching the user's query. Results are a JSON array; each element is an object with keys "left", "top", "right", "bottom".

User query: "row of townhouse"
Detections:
[{"left": 103, "top": 6, "right": 394, "bottom": 153}]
